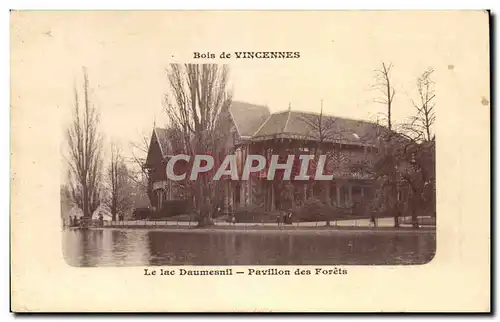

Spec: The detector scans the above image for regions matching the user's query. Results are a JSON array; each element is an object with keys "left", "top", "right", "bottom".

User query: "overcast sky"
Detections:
[{"left": 10, "top": 11, "right": 488, "bottom": 168}]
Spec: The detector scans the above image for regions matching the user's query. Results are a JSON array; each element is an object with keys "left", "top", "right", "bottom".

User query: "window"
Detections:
[
  {"left": 340, "top": 185, "right": 349, "bottom": 206},
  {"left": 156, "top": 189, "right": 165, "bottom": 210},
  {"left": 234, "top": 183, "right": 241, "bottom": 206}
]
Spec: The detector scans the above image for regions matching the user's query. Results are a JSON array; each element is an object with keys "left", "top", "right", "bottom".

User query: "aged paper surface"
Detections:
[{"left": 10, "top": 11, "right": 490, "bottom": 312}]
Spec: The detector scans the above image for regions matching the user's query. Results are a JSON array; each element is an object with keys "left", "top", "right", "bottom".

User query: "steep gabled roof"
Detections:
[
  {"left": 144, "top": 128, "right": 172, "bottom": 167},
  {"left": 154, "top": 127, "right": 171, "bottom": 156},
  {"left": 229, "top": 101, "right": 271, "bottom": 138}
]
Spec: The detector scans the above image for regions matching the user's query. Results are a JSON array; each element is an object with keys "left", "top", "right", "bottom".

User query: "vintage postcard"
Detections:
[{"left": 10, "top": 10, "right": 490, "bottom": 312}]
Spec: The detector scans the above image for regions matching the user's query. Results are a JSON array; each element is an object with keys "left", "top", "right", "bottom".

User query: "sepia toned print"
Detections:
[
  {"left": 11, "top": 11, "right": 489, "bottom": 312},
  {"left": 61, "top": 61, "right": 436, "bottom": 266}
]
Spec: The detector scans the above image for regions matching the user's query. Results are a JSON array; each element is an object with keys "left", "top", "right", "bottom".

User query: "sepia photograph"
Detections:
[
  {"left": 61, "top": 62, "right": 436, "bottom": 267},
  {"left": 10, "top": 10, "right": 489, "bottom": 312}
]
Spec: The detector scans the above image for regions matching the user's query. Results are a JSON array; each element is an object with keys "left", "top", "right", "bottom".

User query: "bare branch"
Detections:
[
  {"left": 161, "top": 64, "right": 232, "bottom": 225},
  {"left": 372, "top": 62, "right": 396, "bottom": 131},
  {"left": 65, "top": 68, "right": 103, "bottom": 220},
  {"left": 403, "top": 67, "right": 436, "bottom": 142}
]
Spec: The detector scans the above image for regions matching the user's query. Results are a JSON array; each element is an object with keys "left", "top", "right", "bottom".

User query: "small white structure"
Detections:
[{"left": 92, "top": 206, "right": 113, "bottom": 221}]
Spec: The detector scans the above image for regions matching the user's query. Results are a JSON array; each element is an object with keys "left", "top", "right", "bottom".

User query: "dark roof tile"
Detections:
[
  {"left": 229, "top": 101, "right": 271, "bottom": 137},
  {"left": 253, "top": 110, "right": 385, "bottom": 146},
  {"left": 152, "top": 105, "right": 386, "bottom": 153},
  {"left": 252, "top": 111, "right": 289, "bottom": 137}
]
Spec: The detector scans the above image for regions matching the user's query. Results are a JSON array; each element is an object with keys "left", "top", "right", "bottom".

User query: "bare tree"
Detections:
[
  {"left": 399, "top": 139, "right": 435, "bottom": 228},
  {"left": 66, "top": 68, "right": 103, "bottom": 222},
  {"left": 105, "top": 145, "right": 133, "bottom": 221},
  {"left": 300, "top": 101, "right": 339, "bottom": 146},
  {"left": 163, "top": 63, "right": 232, "bottom": 226},
  {"left": 403, "top": 68, "right": 436, "bottom": 142},
  {"left": 299, "top": 102, "right": 377, "bottom": 225},
  {"left": 396, "top": 68, "right": 436, "bottom": 227},
  {"left": 373, "top": 62, "right": 396, "bottom": 131},
  {"left": 371, "top": 62, "right": 400, "bottom": 227},
  {"left": 128, "top": 132, "right": 151, "bottom": 189},
  {"left": 158, "top": 126, "right": 196, "bottom": 201},
  {"left": 60, "top": 182, "right": 72, "bottom": 227},
  {"left": 372, "top": 66, "right": 437, "bottom": 228},
  {"left": 130, "top": 132, "right": 150, "bottom": 171},
  {"left": 299, "top": 101, "right": 340, "bottom": 208}
]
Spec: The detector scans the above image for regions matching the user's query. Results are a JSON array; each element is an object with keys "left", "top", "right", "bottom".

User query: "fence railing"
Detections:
[
  {"left": 96, "top": 216, "right": 434, "bottom": 229},
  {"left": 103, "top": 220, "right": 197, "bottom": 227}
]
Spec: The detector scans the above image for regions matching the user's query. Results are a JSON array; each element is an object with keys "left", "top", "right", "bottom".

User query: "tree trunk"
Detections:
[
  {"left": 83, "top": 184, "right": 89, "bottom": 218},
  {"left": 111, "top": 198, "right": 117, "bottom": 222},
  {"left": 411, "top": 210, "right": 418, "bottom": 228},
  {"left": 394, "top": 209, "right": 400, "bottom": 228},
  {"left": 195, "top": 181, "right": 214, "bottom": 227}
]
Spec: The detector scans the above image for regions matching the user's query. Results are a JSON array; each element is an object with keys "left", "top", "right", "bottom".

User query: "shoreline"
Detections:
[{"left": 72, "top": 225, "right": 436, "bottom": 235}]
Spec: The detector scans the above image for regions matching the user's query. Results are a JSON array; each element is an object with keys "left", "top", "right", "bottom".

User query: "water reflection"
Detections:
[{"left": 62, "top": 228, "right": 436, "bottom": 267}]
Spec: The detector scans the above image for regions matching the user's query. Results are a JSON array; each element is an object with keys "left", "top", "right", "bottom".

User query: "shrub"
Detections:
[
  {"left": 322, "top": 203, "right": 337, "bottom": 223},
  {"left": 132, "top": 207, "right": 152, "bottom": 220},
  {"left": 233, "top": 204, "right": 270, "bottom": 223},
  {"left": 293, "top": 198, "right": 327, "bottom": 222},
  {"left": 150, "top": 200, "right": 190, "bottom": 219}
]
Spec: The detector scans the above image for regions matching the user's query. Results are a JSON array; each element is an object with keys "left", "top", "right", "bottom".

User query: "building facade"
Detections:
[{"left": 144, "top": 101, "right": 386, "bottom": 216}]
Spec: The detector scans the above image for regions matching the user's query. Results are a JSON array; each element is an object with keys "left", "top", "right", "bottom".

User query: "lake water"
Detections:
[{"left": 62, "top": 228, "right": 436, "bottom": 267}]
